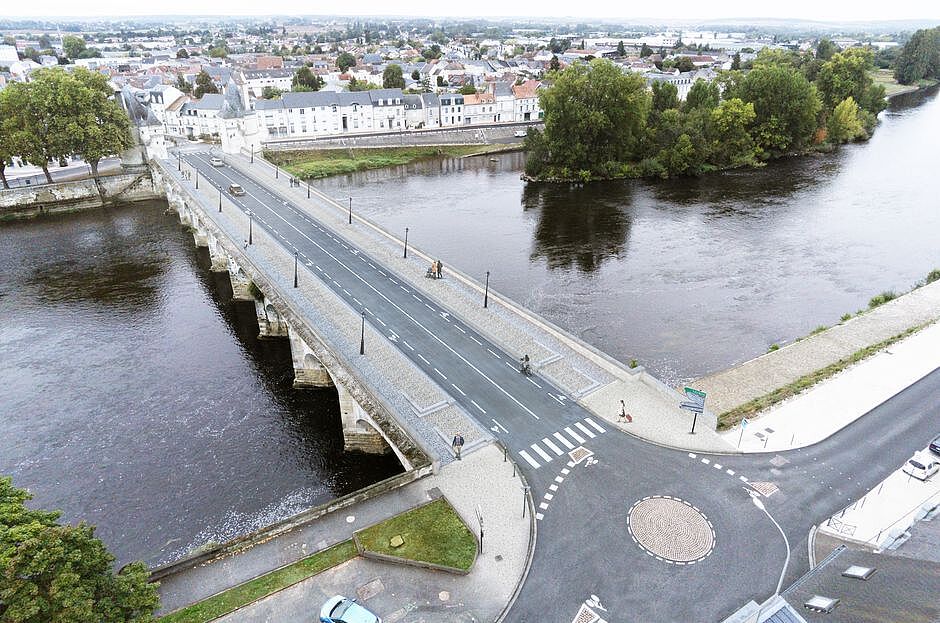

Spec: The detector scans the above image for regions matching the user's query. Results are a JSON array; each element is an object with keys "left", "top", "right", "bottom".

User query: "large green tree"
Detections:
[
  {"left": 292, "top": 66, "right": 323, "bottom": 91},
  {"left": 0, "top": 76, "right": 73, "bottom": 183},
  {"left": 815, "top": 47, "right": 884, "bottom": 115},
  {"left": 709, "top": 98, "right": 757, "bottom": 166},
  {"left": 0, "top": 476, "right": 159, "bottom": 622},
  {"left": 894, "top": 26, "right": 940, "bottom": 85},
  {"left": 827, "top": 96, "right": 865, "bottom": 143},
  {"left": 336, "top": 51, "right": 356, "bottom": 72},
  {"left": 650, "top": 80, "right": 679, "bottom": 112},
  {"left": 534, "top": 58, "right": 650, "bottom": 176},
  {"left": 734, "top": 63, "right": 821, "bottom": 157},
  {"left": 684, "top": 79, "right": 720, "bottom": 111},
  {"left": 69, "top": 68, "right": 134, "bottom": 179},
  {"left": 382, "top": 64, "right": 405, "bottom": 89},
  {"left": 62, "top": 35, "right": 86, "bottom": 59},
  {"left": 193, "top": 70, "right": 218, "bottom": 97}
]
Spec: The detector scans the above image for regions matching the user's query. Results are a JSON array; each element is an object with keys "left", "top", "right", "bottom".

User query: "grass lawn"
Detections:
[
  {"left": 265, "top": 145, "right": 511, "bottom": 179},
  {"left": 157, "top": 540, "right": 357, "bottom": 623},
  {"left": 355, "top": 498, "right": 477, "bottom": 572},
  {"left": 870, "top": 69, "right": 938, "bottom": 97}
]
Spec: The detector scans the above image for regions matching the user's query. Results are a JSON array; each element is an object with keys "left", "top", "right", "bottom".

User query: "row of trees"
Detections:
[
  {"left": 0, "top": 476, "right": 158, "bottom": 622},
  {"left": 0, "top": 68, "right": 133, "bottom": 189},
  {"left": 526, "top": 47, "right": 886, "bottom": 181},
  {"left": 894, "top": 27, "right": 940, "bottom": 85}
]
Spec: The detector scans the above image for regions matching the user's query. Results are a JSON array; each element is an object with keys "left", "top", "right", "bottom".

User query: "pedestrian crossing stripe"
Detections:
[{"left": 518, "top": 419, "right": 608, "bottom": 469}]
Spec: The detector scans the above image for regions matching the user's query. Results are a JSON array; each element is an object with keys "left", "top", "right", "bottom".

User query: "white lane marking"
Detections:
[
  {"left": 575, "top": 422, "right": 596, "bottom": 438},
  {"left": 378, "top": 270, "right": 386, "bottom": 276},
  {"left": 553, "top": 432, "right": 575, "bottom": 450},
  {"left": 368, "top": 262, "right": 375, "bottom": 268},
  {"left": 519, "top": 451, "right": 540, "bottom": 468},
  {"left": 554, "top": 476, "right": 564, "bottom": 483},
  {"left": 342, "top": 288, "right": 350, "bottom": 295},
  {"left": 455, "top": 326, "right": 466, "bottom": 333},
  {"left": 470, "top": 400, "right": 486, "bottom": 414},
  {"left": 364, "top": 307, "right": 372, "bottom": 315},
  {"left": 377, "top": 318, "right": 387, "bottom": 327},
  {"left": 418, "top": 354, "right": 430, "bottom": 364},
  {"left": 542, "top": 438, "right": 564, "bottom": 455},
  {"left": 487, "top": 349, "right": 501, "bottom": 358},
  {"left": 561, "top": 468, "right": 570, "bottom": 475},
  {"left": 726, "top": 469, "right": 736, "bottom": 476},
  {"left": 527, "top": 378, "right": 542, "bottom": 388},
  {"left": 544, "top": 493, "right": 553, "bottom": 501},
  {"left": 549, "top": 484, "right": 558, "bottom": 491},
  {"left": 399, "top": 285, "right": 409, "bottom": 291},
  {"left": 402, "top": 340, "right": 415, "bottom": 351},
  {"left": 505, "top": 361, "right": 518, "bottom": 371},
  {"left": 434, "top": 368, "right": 447, "bottom": 380},
  {"left": 424, "top": 303, "right": 434, "bottom": 310},
  {"left": 451, "top": 383, "right": 466, "bottom": 396},
  {"left": 203, "top": 161, "right": 542, "bottom": 421},
  {"left": 412, "top": 294, "right": 421, "bottom": 301},
  {"left": 531, "top": 444, "right": 553, "bottom": 463},
  {"left": 353, "top": 297, "right": 361, "bottom": 305},
  {"left": 702, "top": 458, "right": 711, "bottom": 465},
  {"left": 549, "top": 394, "right": 565, "bottom": 405},
  {"left": 585, "top": 418, "right": 606, "bottom": 433},
  {"left": 564, "top": 427, "right": 585, "bottom": 443},
  {"left": 315, "top": 265, "right": 322, "bottom": 272},
  {"left": 688, "top": 452, "right": 697, "bottom": 459},
  {"left": 714, "top": 463, "right": 723, "bottom": 470},
  {"left": 539, "top": 502, "right": 549, "bottom": 510},
  {"left": 739, "top": 476, "right": 749, "bottom": 483},
  {"left": 470, "top": 336, "right": 483, "bottom": 345},
  {"left": 535, "top": 512, "right": 544, "bottom": 521},
  {"left": 490, "top": 418, "right": 509, "bottom": 434}
]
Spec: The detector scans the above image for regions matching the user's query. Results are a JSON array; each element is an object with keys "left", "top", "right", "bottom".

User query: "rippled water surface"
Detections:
[
  {"left": 316, "top": 87, "right": 940, "bottom": 383},
  {"left": 0, "top": 202, "right": 402, "bottom": 565}
]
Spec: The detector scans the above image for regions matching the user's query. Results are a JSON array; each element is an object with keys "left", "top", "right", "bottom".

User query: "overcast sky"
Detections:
[{"left": 5, "top": 0, "right": 939, "bottom": 22}]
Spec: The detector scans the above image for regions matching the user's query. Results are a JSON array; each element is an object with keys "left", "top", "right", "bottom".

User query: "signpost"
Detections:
[
  {"left": 738, "top": 418, "right": 749, "bottom": 448},
  {"left": 680, "top": 387, "right": 707, "bottom": 435}
]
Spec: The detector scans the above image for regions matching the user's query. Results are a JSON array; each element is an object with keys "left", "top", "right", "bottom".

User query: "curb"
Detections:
[{"left": 495, "top": 440, "right": 537, "bottom": 623}]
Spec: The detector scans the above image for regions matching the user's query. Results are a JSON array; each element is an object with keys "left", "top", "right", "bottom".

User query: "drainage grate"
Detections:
[
  {"left": 749, "top": 481, "right": 780, "bottom": 497},
  {"left": 569, "top": 446, "right": 594, "bottom": 464},
  {"left": 571, "top": 604, "right": 600, "bottom": 623}
]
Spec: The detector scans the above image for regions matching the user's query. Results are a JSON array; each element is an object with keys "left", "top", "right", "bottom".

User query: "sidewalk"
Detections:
[
  {"left": 158, "top": 444, "right": 532, "bottom": 622},
  {"left": 721, "top": 321, "right": 940, "bottom": 452}
]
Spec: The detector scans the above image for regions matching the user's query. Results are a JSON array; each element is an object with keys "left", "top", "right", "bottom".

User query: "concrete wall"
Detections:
[
  {"left": 0, "top": 171, "right": 163, "bottom": 220},
  {"left": 263, "top": 121, "right": 543, "bottom": 151}
]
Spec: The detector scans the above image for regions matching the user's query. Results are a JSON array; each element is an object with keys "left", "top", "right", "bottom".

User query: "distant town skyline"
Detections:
[{"left": 4, "top": 0, "right": 940, "bottom": 23}]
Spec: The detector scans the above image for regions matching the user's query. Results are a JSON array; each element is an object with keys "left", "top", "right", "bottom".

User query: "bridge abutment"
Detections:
[
  {"left": 256, "top": 297, "right": 289, "bottom": 338},
  {"left": 288, "top": 326, "right": 333, "bottom": 388},
  {"left": 337, "top": 385, "right": 390, "bottom": 454}
]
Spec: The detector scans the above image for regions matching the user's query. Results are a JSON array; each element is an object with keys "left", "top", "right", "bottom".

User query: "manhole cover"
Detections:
[
  {"left": 569, "top": 446, "right": 593, "bottom": 464},
  {"left": 749, "top": 482, "right": 779, "bottom": 497},
  {"left": 627, "top": 496, "right": 715, "bottom": 565}
]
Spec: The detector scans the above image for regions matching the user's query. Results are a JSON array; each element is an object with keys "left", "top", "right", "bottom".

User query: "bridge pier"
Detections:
[
  {"left": 337, "top": 385, "right": 390, "bottom": 454},
  {"left": 288, "top": 326, "right": 333, "bottom": 387},
  {"left": 206, "top": 233, "right": 229, "bottom": 273},
  {"left": 256, "top": 297, "right": 288, "bottom": 338},
  {"left": 192, "top": 216, "right": 209, "bottom": 248},
  {"left": 228, "top": 259, "right": 254, "bottom": 301}
]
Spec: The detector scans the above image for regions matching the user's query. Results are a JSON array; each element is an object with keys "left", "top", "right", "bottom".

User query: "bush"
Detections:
[
  {"left": 868, "top": 290, "right": 897, "bottom": 308},
  {"left": 925, "top": 269, "right": 940, "bottom": 284},
  {"left": 811, "top": 325, "right": 828, "bottom": 335},
  {"left": 767, "top": 343, "right": 780, "bottom": 352},
  {"left": 840, "top": 312, "right": 852, "bottom": 322},
  {"left": 629, "top": 358, "right": 638, "bottom": 368}
]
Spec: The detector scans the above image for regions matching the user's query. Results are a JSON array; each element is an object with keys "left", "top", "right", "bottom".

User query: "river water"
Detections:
[
  {"left": 0, "top": 202, "right": 402, "bottom": 565},
  {"left": 316, "top": 87, "right": 940, "bottom": 384}
]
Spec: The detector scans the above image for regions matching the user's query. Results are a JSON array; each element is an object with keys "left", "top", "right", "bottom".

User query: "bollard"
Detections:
[
  {"left": 503, "top": 447, "right": 507, "bottom": 462},
  {"left": 513, "top": 462, "right": 516, "bottom": 478}
]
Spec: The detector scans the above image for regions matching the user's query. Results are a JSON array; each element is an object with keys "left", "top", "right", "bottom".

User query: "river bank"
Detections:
[{"left": 265, "top": 144, "right": 518, "bottom": 180}]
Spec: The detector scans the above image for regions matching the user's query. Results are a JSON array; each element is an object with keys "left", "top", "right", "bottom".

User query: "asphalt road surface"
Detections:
[{"left": 181, "top": 151, "right": 940, "bottom": 622}]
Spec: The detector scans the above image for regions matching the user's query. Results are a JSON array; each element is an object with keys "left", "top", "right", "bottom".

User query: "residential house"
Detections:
[
  {"left": 176, "top": 93, "right": 226, "bottom": 138},
  {"left": 462, "top": 92, "right": 497, "bottom": 125},
  {"left": 438, "top": 93, "right": 464, "bottom": 126},
  {"left": 241, "top": 68, "right": 295, "bottom": 98},
  {"left": 512, "top": 79, "right": 542, "bottom": 122}
]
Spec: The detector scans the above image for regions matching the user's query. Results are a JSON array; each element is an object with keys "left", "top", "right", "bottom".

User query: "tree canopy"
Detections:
[
  {"left": 894, "top": 26, "right": 940, "bottom": 85},
  {"left": 336, "top": 51, "right": 356, "bottom": 72},
  {"left": 382, "top": 64, "right": 405, "bottom": 89},
  {"left": 193, "top": 70, "right": 218, "bottom": 97},
  {"left": 0, "top": 476, "right": 159, "bottom": 622},
  {"left": 292, "top": 66, "right": 323, "bottom": 91}
]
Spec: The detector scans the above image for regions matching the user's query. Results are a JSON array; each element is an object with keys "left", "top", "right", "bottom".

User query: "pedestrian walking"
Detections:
[
  {"left": 619, "top": 399, "right": 633, "bottom": 424},
  {"left": 436, "top": 259, "right": 443, "bottom": 279},
  {"left": 452, "top": 432, "right": 465, "bottom": 460}
]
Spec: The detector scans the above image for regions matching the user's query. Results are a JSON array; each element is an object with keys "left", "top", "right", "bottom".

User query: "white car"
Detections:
[
  {"left": 209, "top": 156, "right": 224, "bottom": 167},
  {"left": 513, "top": 129, "right": 527, "bottom": 138},
  {"left": 902, "top": 453, "right": 940, "bottom": 481}
]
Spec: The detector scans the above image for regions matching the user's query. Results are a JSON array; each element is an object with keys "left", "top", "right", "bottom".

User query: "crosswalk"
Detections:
[{"left": 518, "top": 418, "right": 606, "bottom": 469}]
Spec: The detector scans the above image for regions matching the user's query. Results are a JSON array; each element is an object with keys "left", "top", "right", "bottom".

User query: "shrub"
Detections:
[
  {"left": 925, "top": 269, "right": 940, "bottom": 285},
  {"left": 767, "top": 343, "right": 780, "bottom": 352},
  {"left": 840, "top": 313, "right": 852, "bottom": 322},
  {"left": 629, "top": 358, "right": 638, "bottom": 368},
  {"left": 811, "top": 325, "right": 828, "bottom": 335},
  {"left": 868, "top": 290, "right": 897, "bottom": 308}
]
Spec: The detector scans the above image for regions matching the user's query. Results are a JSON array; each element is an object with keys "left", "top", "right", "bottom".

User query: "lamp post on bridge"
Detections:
[
  {"left": 218, "top": 188, "right": 222, "bottom": 212},
  {"left": 307, "top": 181, "right": 310, "bottom": 199},
  {"left": 248, "top": 210, "right": 253, "bottom": 246},
  {"left": 275, "top": 164, "right": 279, "bottom": 179},
  {"left": 194, "top": 168, "right": 198, "bottom": 189},
  {"left": 403, "top": 227, "right": 409, "bottom": 258},
  {"left": 293, "top": 251, "right": 298, "bottom": 288},
  {"left": 484, "top": 271, "right": 490, "bottom": 308},
  {"left": 177, "top": 152, "right": 181, "bottom": 171},
  {"left": 348, "top": 197, "right": 352, "bottom": 225},
  {"left": 359, "top": 311, "right": 365, "bottom": 355},
  {"left": 250, "top": 145, "right": 254, "bottom": 164}
]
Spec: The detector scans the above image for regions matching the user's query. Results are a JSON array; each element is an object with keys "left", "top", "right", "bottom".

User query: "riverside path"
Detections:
[{"left": 175, "top": 147, "right": 940, "bottom": 622}]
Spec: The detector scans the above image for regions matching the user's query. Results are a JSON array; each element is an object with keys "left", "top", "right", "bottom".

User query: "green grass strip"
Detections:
[
  {"left": 356, "top": 498, "right": 477, "bottom": 572},
  {"left": 158, "top": 539, "right": 357, "bottom": 623},
  {"left": 264, "top": 145, "right": 510, "bottom": 179},
  {"left": 718, "top": 323, "right": 929, "bottom": 430}
]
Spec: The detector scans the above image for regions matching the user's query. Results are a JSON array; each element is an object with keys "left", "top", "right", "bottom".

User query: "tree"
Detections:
[
  {"left": 684, "top": 79, "right": 720, "bottom": 111},
  {"left": 617, "top": 40, "right": 626, "bottom": 56},
  {"left": 709, "top": 97, "right": 757, "bottom": 166},
  {"left": 175, "top": 73, "right": 191, "bottom": 95},
  {"left": 816, "top": 38, "right": 838, "bottom": 61},
  {"left": 458, "top": 83, "right": 477, "bottom": 95},
  {"left": 0, "top": 90, "right": 16, "bottom": 189},
  {"left": 411, "top": 69, "right": 420, "bottom": 81},
  {"left": 816, "top": 48, "right": 881, "bottom": 114},
  {"left": 293, "top": 66, "right": 323, "bottom": 91},
  {"left": 675, "top": 56, "right": 695, "bottom": 73},
  {"left": 69, "top": 68, "right": 134, "bottom": 180},
  {"left": 261, "top": 86, "right": 283, "bottom": 99},
  {"left": 827, "top": 96, "right": 865, "bottom": 143},
  {"left": 194, "top": 70, "right": 218, "bottom": 97},
  {"left": 640, "top": 43, "right": 653, "bottom": 58},
  {"left": 0, "top": 476, "right": 159, "bottom": 622},
  {"left": 736, "top": 63, "right": 821, "bottom": 156},
  {"left": 208, "top": 46, "right": 227, "bottom": 58},
  {"left": 336, "top": 51, "right": 356, "bottom": 72},
  {"left": 436, "top": 75, "right": 446, "bottom": 87},
  {"left": 651, "top": 80, "right": 679, "bottom": 113},
  {"left": 894, "top": 26, "right": 940, "bottom": 84},
  {"left": 382, "top": 64, "right": 405, "bottom": 89},
  {"left": 549, "top": 55, "right": 560, "bottom": 72},
  {"left": 533, "top": 59, "right": 650, "bottom": 176},
  {"left": 731, "top": 52, "right": 741, "bottom": 70},
  {"left": 0, "top": 75, "right": 72, "bottom": 183},
  {"left": 176, "top": 48, "right": 189, "bottom": 58},
  {"left": 62, "top": 35, "right": 86, "bottom": 59}
]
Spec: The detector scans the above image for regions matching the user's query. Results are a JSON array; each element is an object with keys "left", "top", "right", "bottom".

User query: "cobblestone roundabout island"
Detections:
[{"left": 627, "top": 496, "right": 716, "bottom": 565}]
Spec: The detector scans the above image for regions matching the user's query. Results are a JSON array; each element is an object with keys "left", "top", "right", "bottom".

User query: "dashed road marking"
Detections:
[
  {"left": 565, "top": 427, "right": 585, "bottom": 444},
  {"left": 554, "top": 432, "right": 575, "bottom": 450},
  {"left": 531, "top": 444, "right": 553, "bottom": 462},
  {"left": 585, "top": 418, "right": 606, "bottom": 433},
  {"left": 575, "top": 422, "right": 596, "bottom": 439},
  {"left": 542, "top": 438, "right": 564, "bottom": 455}
]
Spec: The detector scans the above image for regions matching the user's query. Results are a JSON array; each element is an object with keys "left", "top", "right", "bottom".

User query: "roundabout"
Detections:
[{"left": 627, "top": 495, "right": 716, "bottom": 565}]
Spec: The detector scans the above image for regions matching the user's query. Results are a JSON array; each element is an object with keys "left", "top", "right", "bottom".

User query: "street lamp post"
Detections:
[
  {"left": 484, "top": 271, "right": 490, "bottom": 308},
  {"left": 194, "top": 168, "right": 198, "bottom": 189},
  {"left": 293, "top": 251, "right": 298, "bottom": 288},
  {"left": 752, "top": 495, "right": 790, "bottom": 597},
  {"left": 359, "top": 312, "right": 365, "bottom": 355},
  {"left": 348, "top": 197, "right": 352, "bottom": 224},
  {"left": 177, "top": 152, "right": 181, "bottom": 171},
  {"left": 218, "top": 189, "right": 222, "bottom": 212},
  {"left": 307, "top": 181, "right": 310, "bottom": 199},
  {"left": 248, "top": 210, "right": 253, "bottom": 246},
  {"left": 275, "top": 165, "right": 279, "bottom": 179},
  {"left": 250, "top": 145, "right": 254, "bottom": 164},
  {"left": 403, "top": 227, "right": 409, "bottom": 258}
]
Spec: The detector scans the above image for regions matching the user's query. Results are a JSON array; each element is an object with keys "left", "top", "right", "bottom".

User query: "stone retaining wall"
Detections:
[{"left": 0, "top": 170, "right": 162, "bottom": 220}]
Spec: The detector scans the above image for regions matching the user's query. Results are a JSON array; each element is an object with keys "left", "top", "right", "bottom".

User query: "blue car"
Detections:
[{"left": 319, "top": 595, "right": 381, "bottom": 623}]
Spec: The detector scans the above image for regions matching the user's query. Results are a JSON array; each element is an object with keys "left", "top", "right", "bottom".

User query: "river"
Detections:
[
  {"left": 0, "top": 201, "right": 403, "bottom": 565},
  {"left": 315, "top": 86, "right": 940, "bottom": 384}
]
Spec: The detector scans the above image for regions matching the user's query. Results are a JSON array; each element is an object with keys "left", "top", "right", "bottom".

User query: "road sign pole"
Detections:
[
  {"left": 738, "top": 427, "right": 745, "bottom": 448},
  {"left": 690, "top": 412, "right": 698, "bottom": 435}
]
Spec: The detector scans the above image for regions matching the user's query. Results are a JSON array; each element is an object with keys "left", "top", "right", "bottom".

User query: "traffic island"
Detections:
[{"left": 353, "top": 497, "right": 478, "bottom": 574}]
